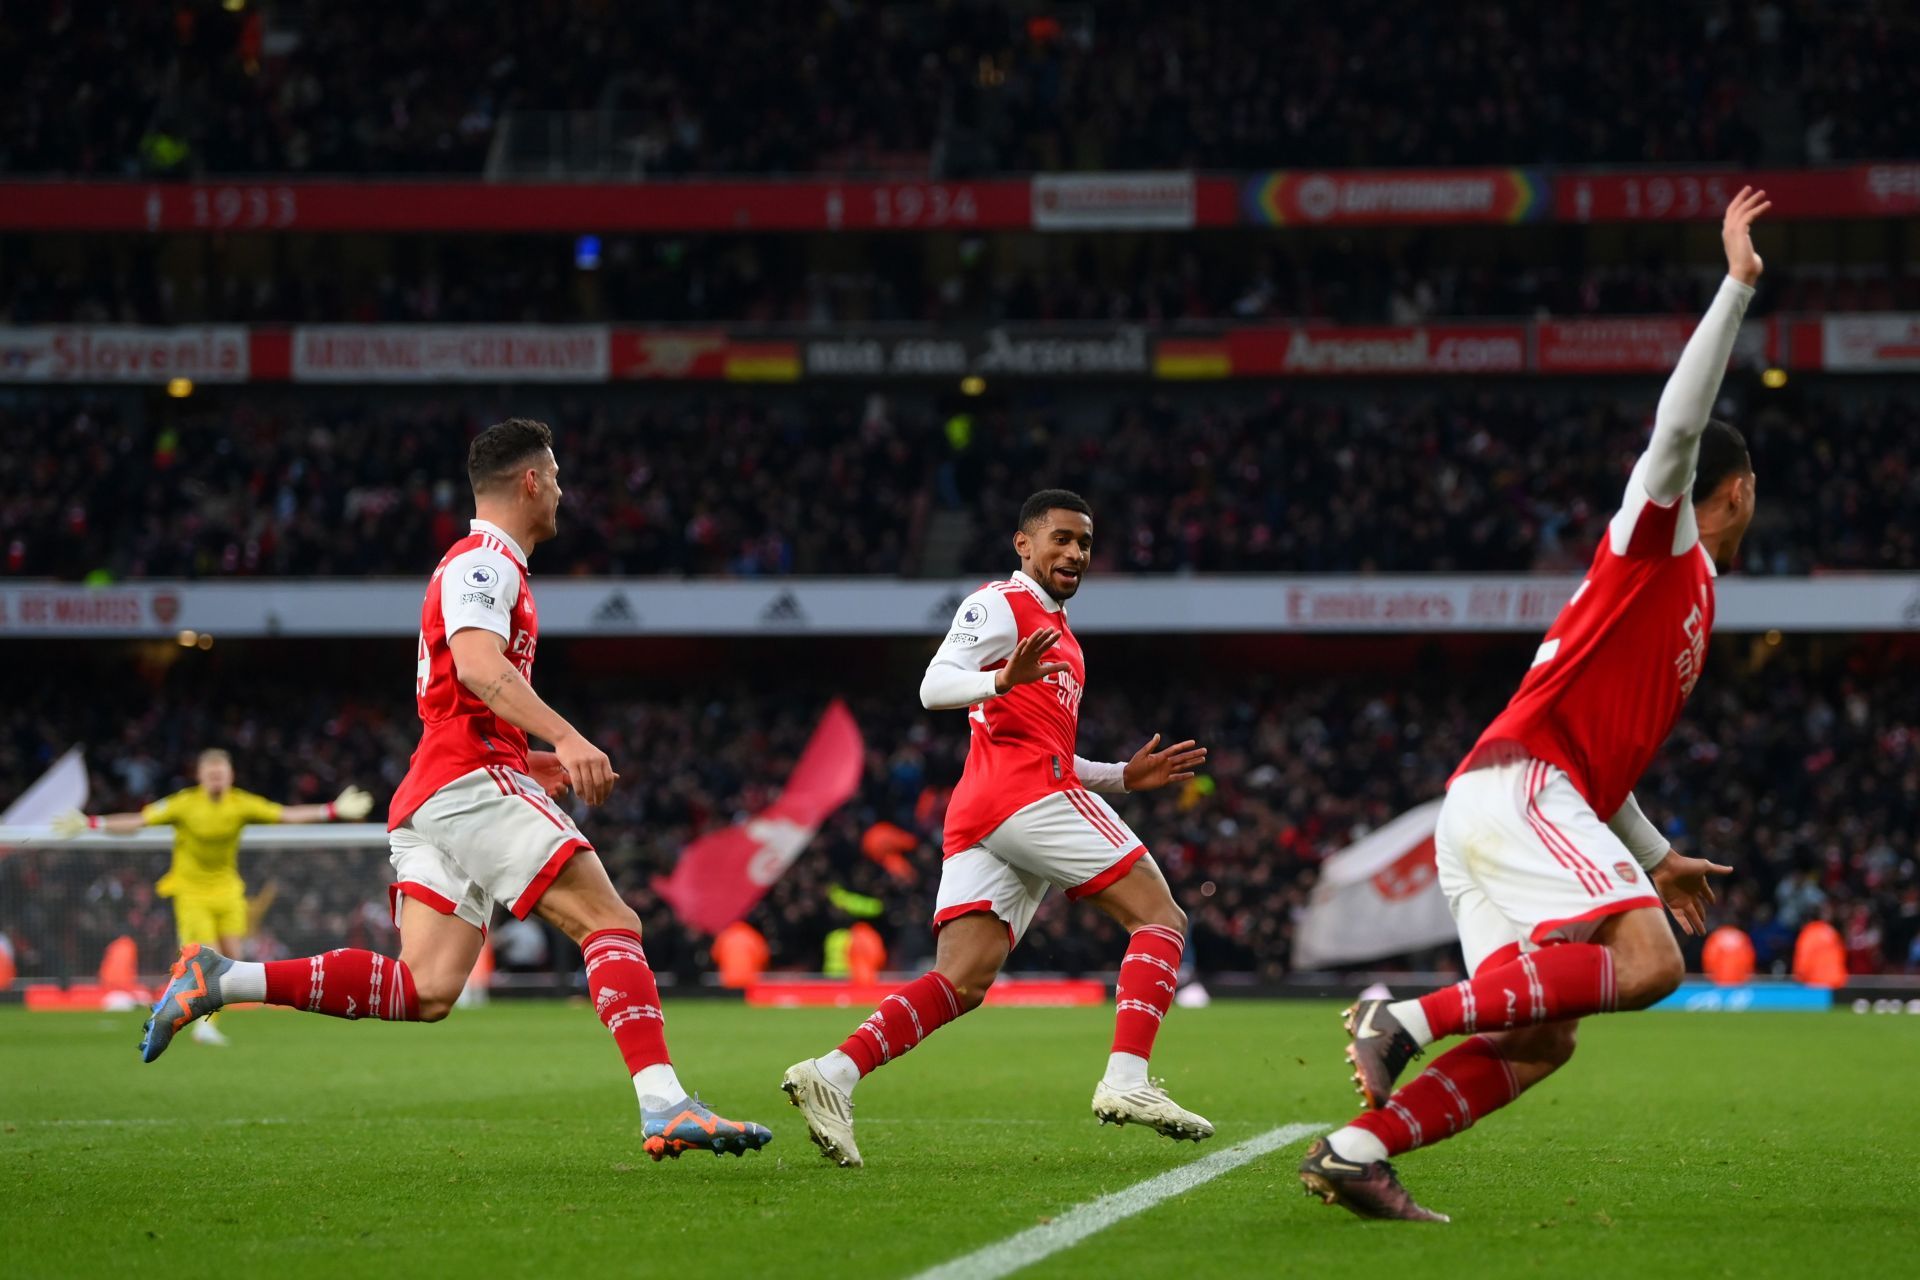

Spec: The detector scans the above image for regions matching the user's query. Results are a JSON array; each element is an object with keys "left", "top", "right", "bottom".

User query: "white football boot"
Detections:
[
  {"left": 780, "top": 1059, "right": 862, "bottom": 1168},
  {"left": 1092, "top": 1078, "right": 1214, "bottom": 1142}
]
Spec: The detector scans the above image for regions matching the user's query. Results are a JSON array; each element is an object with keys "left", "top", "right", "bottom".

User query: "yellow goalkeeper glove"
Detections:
[
  {"left": 329, "top": 786, "right": 374, "bottom": 821},
  {"left": 51, "top": 810, "right": 94, "bottom": 838}
]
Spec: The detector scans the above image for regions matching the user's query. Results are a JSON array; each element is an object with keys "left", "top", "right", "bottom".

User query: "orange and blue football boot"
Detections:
[
  {"left": 641, "top": 1095, "right": 773, "bottom": 1160},
  {"left": 140, "top": 943, "right": 234, "bottom": 1063}
]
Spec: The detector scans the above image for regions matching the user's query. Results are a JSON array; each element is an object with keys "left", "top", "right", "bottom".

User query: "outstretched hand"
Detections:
[
  {"left": 1121, "top": 733, "right": 1208, "bottom": 792},
  {"left": 1722, "top": 186, "right": 1770, "bottom": 287},
  {"left": 994, "top": 627, "right": 1070, "bottom": 694},
  {"left": 1650, "top": 850, "right": 1734, "bottom": 936}
]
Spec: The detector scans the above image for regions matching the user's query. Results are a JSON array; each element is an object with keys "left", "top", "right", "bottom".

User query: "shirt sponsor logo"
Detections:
[
  {"left": 946, "top": 631, "right": 981, "bottom": 646},
  {"left": 460, "top": 591, "right": 497, "bottom": 608},
  {"left": 463, "top": 564, "right": 499, "bottom": 589}
]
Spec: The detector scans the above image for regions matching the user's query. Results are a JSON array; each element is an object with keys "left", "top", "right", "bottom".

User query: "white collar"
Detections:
[
  {"left": 471, "top": 518, "right": 529, "bottom": 568},
  {"left": 1012, "top": 569, "right": 1065, "bottom": 613}
]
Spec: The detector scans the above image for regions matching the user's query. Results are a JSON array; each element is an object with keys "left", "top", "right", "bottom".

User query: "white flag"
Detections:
[
  {"left": 1292, "top": 798, "right": 1453, "bottom": 969},
  {"left": 2, "top": 746, "right": 89, "bottom": 825}
]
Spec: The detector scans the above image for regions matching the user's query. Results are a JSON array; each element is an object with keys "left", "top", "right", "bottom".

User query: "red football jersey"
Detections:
[
  {"left": 1457, "top": 478, "right": 1716, "bottom": 819},
  {"left": 388, "top": 520, "right": 539, "bottom": 829},
  {"left": 936, "top": 573, "right": 1089, "bottom": 854}
]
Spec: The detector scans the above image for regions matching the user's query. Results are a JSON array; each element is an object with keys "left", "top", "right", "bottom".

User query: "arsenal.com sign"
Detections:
[{"left": 1229, "top": 325, "right": 1527, "bottom": 376}]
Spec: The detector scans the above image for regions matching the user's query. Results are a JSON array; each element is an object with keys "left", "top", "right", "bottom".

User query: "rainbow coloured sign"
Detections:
[{"left": 1243, "top": 168, "right": 1547, "bottom": 226}]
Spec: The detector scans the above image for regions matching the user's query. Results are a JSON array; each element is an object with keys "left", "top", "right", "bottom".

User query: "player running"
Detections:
[
  {"left": 138, "top": 418, "right": 773, "bottom": 1161},
  {"left": 55, "top": 750, "right": 371, "bottom": 1046},
  {"left": 782, "top": 489, "right": 1212, "bottom": 1167},
  {"left": 1300, "top": 189, "right": 1770, "bottom": 1222}
]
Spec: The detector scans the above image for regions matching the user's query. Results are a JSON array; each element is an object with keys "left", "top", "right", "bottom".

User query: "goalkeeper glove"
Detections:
[
  {"left": 51, "top": 810, "right": 96, "bottom": 838},
  {"left": 329, "top": 786, "right": 374, "bottom": 821}
]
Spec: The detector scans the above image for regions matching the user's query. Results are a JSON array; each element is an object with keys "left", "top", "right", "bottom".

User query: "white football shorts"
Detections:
[
  {"left": 934, "top": 787, "right": 1147, "bottom": 946},
  {"left": 1437, "top": 757, "right": 1662, "bottom": 974},
  {"left": 387, "top": 765, "right": 593, "bottom": 931}
]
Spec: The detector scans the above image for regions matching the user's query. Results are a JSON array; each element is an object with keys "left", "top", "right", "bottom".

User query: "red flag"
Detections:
[{"left": 653, "top": 700, "right": 864, "bottom": 935}]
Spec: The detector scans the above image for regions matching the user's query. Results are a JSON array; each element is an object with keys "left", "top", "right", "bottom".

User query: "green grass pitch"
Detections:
[{"left": 3, "top": 999, "right": 1915, "bottom": 1278}]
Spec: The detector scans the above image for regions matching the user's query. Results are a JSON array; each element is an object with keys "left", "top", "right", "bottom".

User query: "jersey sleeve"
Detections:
[
  {"left": 237, "top": 790, "right": 285, "bottom": 825},
  {"left": 1605, "top": 792, "right": 1671, "bottom": 870},
  {"left": 919, "top": 588, "right": 1019, "bottom": 710},
  {"left": 1074, "top": 756, "right": 1128, "bottom": 793},
  {"left": 140, "top": 791, "right": 185, "bottom": 827},
  {"left": 439, "top": 546, "right": 523, "bottom": 642}
]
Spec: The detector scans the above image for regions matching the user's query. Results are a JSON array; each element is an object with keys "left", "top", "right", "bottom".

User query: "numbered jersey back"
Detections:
[
  {"left": 1458, "top": 481, "right": 1716, "bottom": 820},
  {"left": 389, "top": 527, "right": 538, "bottom": 830}
]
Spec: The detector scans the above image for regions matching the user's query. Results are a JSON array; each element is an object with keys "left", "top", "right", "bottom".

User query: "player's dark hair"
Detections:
[
  {"left": 1692, "top": 419, "right": 1751, "bottom": 503},
  {"left": 468, "top": 417, "right": 554, "bottom": 494},
  {"left": 1018, "top": 488, "right": 1093, "bottom": 533}
]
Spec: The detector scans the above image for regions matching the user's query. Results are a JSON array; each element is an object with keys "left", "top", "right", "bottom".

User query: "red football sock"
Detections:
[
  {"left": 1112, "top": 923, "right": 1184, "bottom": 1059},
  {"left": 1416, "top": 942, "right": 1615, "bottom": 1039},
  {"left": 262, "top": 949, "right": 420, "bottom": 1021},
  {"left": 837, "top": 972, "right": 963, "bottom": 1076},
  {"left": 1351, "top": 1035, "right": 1522, "bottom": 1156},
  {"left": 583, "top": 929, "right": 672, "bottom": 1074}
]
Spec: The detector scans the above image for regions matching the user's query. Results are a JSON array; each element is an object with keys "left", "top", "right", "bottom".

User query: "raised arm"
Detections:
[{"left": 1637, "top": 187, "right": 1768, "bottom": 503}]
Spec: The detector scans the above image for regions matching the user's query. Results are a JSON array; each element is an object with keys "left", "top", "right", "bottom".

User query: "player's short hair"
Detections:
[
  {"left": 468, "top": 418, "right": 554, "bottom": 494},
  {"left": 196, "top": 748, "right": 231, "bottom": 768},
  {"left": 1692, "top": 419, "right": 1752, "bottom": 503},
  {"left": 1017, "top": 488, "right": 1093, "bottom": 534}
]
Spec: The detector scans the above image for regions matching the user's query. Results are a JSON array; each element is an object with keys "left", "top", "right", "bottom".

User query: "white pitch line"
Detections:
[{"left": 910, "top": 1121, "right": 1324, "bottom": 1280}]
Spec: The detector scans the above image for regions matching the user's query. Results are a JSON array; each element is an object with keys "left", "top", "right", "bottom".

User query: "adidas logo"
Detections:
[
  {"left": 759, "top": 591, "right": 808, "bottom": 626},
  {"left": 592, "top": 591, "right": 638, "bottom": 626},
  {"left": 926, "top": 591, "right": 966, "bottom": 625}
]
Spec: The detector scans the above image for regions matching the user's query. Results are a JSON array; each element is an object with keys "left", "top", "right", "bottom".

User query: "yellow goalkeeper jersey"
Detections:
[{"left": 142, "top": 787, "right": 283, "bottom": 899}]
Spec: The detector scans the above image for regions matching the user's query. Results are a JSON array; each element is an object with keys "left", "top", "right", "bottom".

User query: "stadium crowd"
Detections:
[
  {"left": 7, "top": 387, "right": 1915, "bottom": 581},
  {"left": 2, "top": 640, "right": 1914, "bottom": 987},
  {"left": 13, "top": 240, "right": 1917, "bottom": 329},
  {"left": 4, "top": 1, "right": 1911, "bottom": 178}
]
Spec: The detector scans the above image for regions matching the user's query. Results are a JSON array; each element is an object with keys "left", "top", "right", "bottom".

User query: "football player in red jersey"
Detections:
[
  {"left": 782, "top": 489, "right": 1213, "bottom": 1167},
  {"left": 140, "top": 418, "right": 772, "bottom": 1161},
  {"left": 1301, "top": 189, "right": 1770, "bottom": 1221}
]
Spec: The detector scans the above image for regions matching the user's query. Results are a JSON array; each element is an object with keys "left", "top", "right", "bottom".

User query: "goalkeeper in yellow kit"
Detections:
[{"left": 56, "top": 748, "right": 372, "bottom": 1045}]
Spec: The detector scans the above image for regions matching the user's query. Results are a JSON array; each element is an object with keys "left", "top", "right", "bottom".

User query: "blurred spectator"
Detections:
[
  {"left": 5, "top": 385, "right": 1915, "bottom": 581},
  {"left": 6, "top": 1, "right": 1914, "bottom": 179},
  {"left": 7, "top": 238, "right": 1918, "bottom": 329},
  {"left": 2, "top": 636, "right": 1914, "bottom": 984}
]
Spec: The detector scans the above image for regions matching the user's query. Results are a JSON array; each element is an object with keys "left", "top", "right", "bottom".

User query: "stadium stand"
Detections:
[
  {"left": 6, "top": 1, "right": 1915, "bottom": 177},
  {"left": 5, "top": 637, "right": 1915, "bottom": 984},
  {"left": 5, "top": 386, "right": 1915, "bottom": 581}
]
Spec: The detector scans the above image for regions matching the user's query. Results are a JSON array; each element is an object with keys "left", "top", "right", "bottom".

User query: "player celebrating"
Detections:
[
  {"left": 782, "top": 489, "right": 1212, "bottom": 1167},
  {"left": 138, "top": 418, "right": 773, "bottom": 1161},
  {"left": 1300, "top": 189, "right": 1769, "bottom": 1221},
  {"left": 54, "top": 750, "right": 371, "bottom": 1046}
]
